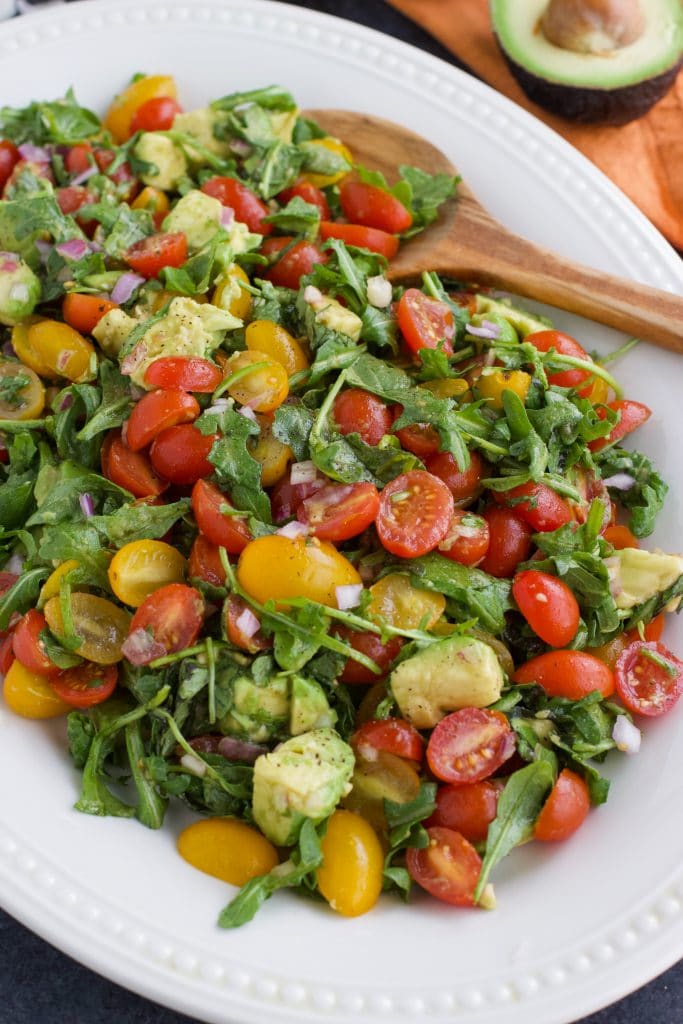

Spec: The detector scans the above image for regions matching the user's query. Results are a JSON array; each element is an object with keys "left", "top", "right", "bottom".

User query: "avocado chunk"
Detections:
[
  {"left": 0, "top": 253, "right": 41, "bottom": 326},
  {"left": 607, "top": 546, "right": 683, "bottom": 611},
  {"left": 289, "top": 676, "right": 337, "bottom": 735},
  {"left": 252, "top": 728, "right": 354, "bottom": 846},
  {"left": 474, "top": 295, "right": 550, "bottom": 338},
  {"left": 163, "top": 189, "right": 224, "bottom": 252},
  {"left": 391, "top": 634, "right": 505, "bottom": 729},
  {"left": 219, "top": 674, "right": 290, "bottom": 744},
  {"left": 490, "top": 0, "right": 683, "bottom": 124},
  {"left": 307, "top": 293, "right": 362, "bottom": 341},
  {"left": 134, "top": 132, "right": 188, "bottom": 191},
  {"left": 172, "top": 107, "right": 232, "bottom": 159}
]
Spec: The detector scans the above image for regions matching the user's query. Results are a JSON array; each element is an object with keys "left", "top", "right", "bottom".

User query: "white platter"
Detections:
[{"left": 0, "top": 2, "right": 682, "bottom": 1023}]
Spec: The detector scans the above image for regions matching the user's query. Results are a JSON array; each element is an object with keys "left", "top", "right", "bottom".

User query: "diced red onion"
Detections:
[
  {"left": 602, "top": 473, "right": 636, "bottom": 492},
  {"left": 290, "top": 460, "right": 317, "bottom": 485},
  {"left": 79, "top": 492, "right": 94, "bottom": 518},
  {"left": 612, "top": 715, "right": 641, "bottom": 754},
  {"left": 34, "top": 239, "right": 52, "bottom": 265},
  {"left": 234, "top": 606, "right": 261, "bottom": 639},
  {"left": 9, "top": 283, "right": 29, "bottom": 304},
  {"left": 2, "top": 341, "right": 16, "bottom": 359},
  {"left": 121, "top": 628, "right": 167, "bottom": 666},
  {"left": 468, "top": 321, "right": 500, "bottom": 340},
  {"left": 366, "top": 275, "right": 392, "bottom": 308},
  {"left": 56, "top": 238, "right": 89, "bottom": 261},
  {"left": 111, "top": 272, "right": 145, "bottom": 305},
  {"left": 238, "top": 405, "right": 258, "bottom": 422},
  {"left": 276, "top": 520, "right": 309, "bottom": 539},
  {"left": 121, "top": 341, "right": 148, "bottom": 375},
  {"left": 205, "top": 398, "right": 231, "bottom": 416},
  {"left": 57, "top": 349, "right": 73, "bottom": 371},
  {"left": 70, "top": 165, "right": 98, "bottom": 187},
  {"left": 180, "top": 753, "right": 207, "bottom": 777},
  {"left": 335, "top": 583, "right": 363, "bottom": 610},
  {"left": 303, "top": 285, "right": 323, "bottom": 305},
  {"left": 217, "top": 736, "right": 267, "bottom": 763},
  {"left": 230, "top": 139, "right": 251, "bottom": 158},
  {"left": 58, "top": 393, "right": 74, "bottom": 412},
  {"left": 5, "top": 553, "right": 24, "bottom": 575},
  {"left": 0, "top": 253, "right": 18, "bottom": 273},
  {"left": 220, "top": 206, "right": 235, "bottom": 227},
  {"left": 18, "top": 143, "right": 50, "bottom": 164}
]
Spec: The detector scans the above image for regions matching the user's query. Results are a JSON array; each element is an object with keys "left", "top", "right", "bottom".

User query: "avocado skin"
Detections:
[{"left": 497, "top": 43, "right": 683, "bottom": 125}]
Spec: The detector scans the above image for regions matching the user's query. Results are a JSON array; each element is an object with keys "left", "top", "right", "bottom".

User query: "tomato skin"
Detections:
[
  {"left": 333, "top": 388, "right": 393, "bottom": 446},
  {"left": 603, "top": 524, "right": 639, "bottom": 550},
  {"left": 65, "top": 143, "right": 93, "bottom": 176},
  {"left": 513, "top": 650, "right": 615, "bottom": 699},
  {"left": 351, "top": 717, "right": 424, "bottom": 762},
  {"left": 201, "top": 176, "right": 273, "bottom": 234},
  {"left": 339, "top": 181, "right": 412, "bottom": 233},
  {"left": 479, "top": 506, "right": 533, "bottom": 578},
  {"left": 0, "top": 630, "right": 16, "bottom": 675},
  {"left": 534, "top": 769, "right": 590, "bottom": 842},
  {"left": 512, "top": 569, "right": 580, "bottom": 647},
  {"left": 317, "top": 809, "right": 384, "bottom": 918},
  {"left": 589, "top": 400, "right": 652, "bottom": 452},
  {"left": 124, "top": 232, "right": 187, "bottom": 279},
  {"left": 525, "top": 330, "right": 592, "bottom": 392},
  {"left": 319, "top": 220, "right": 399, "bottom": 259},
  {"left": 426, "top": 450, "right": 488, "bottom": 504},
  {"left": 270, "top": 468, "right": 324, "bottom": 523},
  {"left": 101, "top": 430, "right": 168, "bottom": 498},
  {"left": 12, "top": 609, "right": 61, "bottom": 678},
  {"left": 438, "top": 510, "right": 490, "bottom": 566},
  {"left": 427, "top": 708, "right": 516, "bottom": 785},
  {"left": 297, "top": 482, "right": 380, "bottom": 542},
  {"left": 335, "top": 625, "right": 403, "bottom": 685},
  {"left": 261, "top": 237, "right": 328, "bottom": 290},
  {"left": 376, "top": 470, "right": 454, "bottom": 558},
  {"left": 144, "top": 357, "right": 223, "bottom": 393},
  {"left": 277, "top": 180, "right": 330, "bottom": 219},
  {"left": 407, "top": 826, "right": 482, "bottom": 907},
  {"left": 149, "top": 425, "right": 216, "bottom": 485},
  {"left": 614, "top": 641, "right": 683, "bottom": 717},
  {"left": 126, "top": 389, "right": 199, "bottom": 452},
  {"left": 397, "top": 288, "right": 455, "bottom": 357},
  {"left": 225, "top": 594, "right": 271, "bottom": 653},
  {"left": 3, "top": 661, "right": 71, "bottom": 719},
  {"left": 188, "top": 535, "right": 227, "bottom": 587},
  {"left": 427, "top": 781, "right": 503, "bottom": 843},
  {"left": 56, "top": 185, "right": 94, "bottom": 216},
  {"left": 49, "top": 662, "right": 118, "bottom": 710},
  {"left": 191, "top": 478, "right": 251, "bottom": 554},
  {"left": 237, "top": 535, "right": 361, "bottom": 608},
  {"left": 128, "top": 584, "right": 204, "bottom": 661},
  {"left": 0, "top": 140, "right": 21, "bottom": 191},
  {"left": 104, "top": 74, "right": 177, "bottom": 143},
  {"left": 130, "top": 96, "right": 182, "bottom": 134},
  {"left": 492, "top": 482, "right": 572, "bottom": 532},
  {"left": 393, "top": 420, "right": 441, "bottom": 458},
  {"left": 63, "top": 293, "right": 117, "bottom": 335}
]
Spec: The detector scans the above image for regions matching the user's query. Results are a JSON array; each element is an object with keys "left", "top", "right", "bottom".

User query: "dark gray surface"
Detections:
[{"left": 1, "top": 1, "right": 681, "bottom": 1022}]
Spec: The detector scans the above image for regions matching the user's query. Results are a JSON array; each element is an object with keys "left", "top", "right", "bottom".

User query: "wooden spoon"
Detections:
[{"left": 307, "top": 110, "right": 683, "bottom": 354}]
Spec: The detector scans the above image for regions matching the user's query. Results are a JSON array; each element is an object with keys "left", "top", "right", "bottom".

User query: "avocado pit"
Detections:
[{"left": 541, "top": 0, "right": 645, "bottom": 54}]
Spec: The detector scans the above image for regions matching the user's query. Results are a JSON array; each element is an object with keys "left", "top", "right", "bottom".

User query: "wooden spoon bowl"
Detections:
[{"left": 307, "top": 109, "right": 683, "bottom": 353}]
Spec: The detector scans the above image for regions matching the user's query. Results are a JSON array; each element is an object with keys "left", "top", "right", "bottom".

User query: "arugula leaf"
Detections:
[
  {"left": 38, "top": 522, "right": 112, "bottom": 590},
  {"left": 125, "top": 718, "right": 167, "bottom": 829},
  {"left": 75, "top": 361, "right": 134, "bottom": 443},
  {"left": 0, "top": 432, "right": 39, "bottom": 530},
  {"left": 199, "top": 403, "right": 272, "bottom": 522},
  {"left": 211, "top": 86, "right": 297, "bottom": 113},
  {"left": 263, "top": 196, "right": 320, "bottom": 239},
  {"left": 0, "top": 89, "right": 101, "bottom": 145},
  {"left": 53, "top": 382, "right": 103, "bottom": 467},
  {"left": 90, "top": 498, "right": 190, "bottom": 548},
  {"left": 0, "top": 567, "right": 48, "bottom": 630},
  {"left": 596, "top": 446, "right": 668, "bottom": 538},
  {"left": 27, "top": 461, "right": 129, "bottom": 527},
  {"left": 272, "top": 403, "right": 315, "bottom": 462},
  {"left": 78, "top": 200, "right": 152, "bottom": 258},
  {"left": 0, "top": 191, "right": 84, "bottom": 266},
  {"left": 67, "top": 711, "right": 96, "bottom": 770},
  {"left": 382, "top": 783, "right": 436, "bottom": 897},
  {"left": 356, "top": 165, "right": 458, "bottom": 237},
  {"left": 160, "top": 236, "right": 232, "bottom": 296},
  {"left": 39, "top": 629, "right": 83, "bottom": 669},
  {"left": 408, "top": 554, "right": 512, "bottom": 634}
]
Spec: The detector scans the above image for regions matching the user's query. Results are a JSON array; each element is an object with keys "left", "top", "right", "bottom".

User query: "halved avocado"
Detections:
[{"left": 490, "top": 0, "right": 683, "bottom": 124}]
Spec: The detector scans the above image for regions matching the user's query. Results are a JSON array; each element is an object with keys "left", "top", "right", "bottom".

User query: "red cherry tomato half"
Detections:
[
  {"left": 12, "top": 609, "right": 61, "bottom": 678},
  {"left": 406, "top": 826, "right": 482, "bottom": 907},
  {"left": 393, "top": 420, "right": 441, "bottom": 458},
  {"left": 101, "top": 430, "right": 168, "bottom": 498},
  {"left": 62, "top": 293, "right": 117, "bottom": 335},
  {"left": 143, "top": 357, "right": 223, "bottom": 393},
  {"left": 56, "top": 185, "right": 93, "bottom": 216},
  {"left": 425, "top": 450, "right": 488, "bottom": 504},
  {"left": 65, "top": 143, "right": 93, "bottom": 176},
  {"left": 191, "top": 478, "right": 251, "bottom": 553},
  {"left": 512, "top": 569, "right": 580, "bottom": 648},
  {"left": 225, "top": 594, "right": 271, "bottom": 654},
  {"left": 125, "top": 389, "right": 199, "bottom": 452},
  {"left": 124, "top": 232, "right": 187, "bottom": 279},
  {"left": 130, "top": 96, "right": 182, "bottom": 134},
  {"left": 534, "top": 768, "right": 591, "bottom": 842},
  {"left": 492, "top": 482, "right": 572, "bottom": 533},
  {"left": 188, "top": 534, "right": 227, "bottom": 587},
  {"left": 525, "top": 330, "right": 592, "bottom": 392},
  {"left": 427, "top": 708, "right": 516, "bottom": 785},
  {"left": 270, "top": 468, "right": 324, "bottom": 524},
  {"left": 336, "top": 626, "right": 404, "bottom": 685},
  {"left": 438, "top": 510, "right": 490, "bottom": 566},
  {"left": 589, "top": 400, "right": 652, "bottom": 453},
  {"left": 339, "top": 181, "right": 413, "bottom": 234},
  {"left": 297, "top": 482, "right": 380, "bottom": 542},
  {"left": 333, "top": 388, "right": 393, "bottom": 447},
  {"left": 261, "top": 237, "right": 328, "bottom": 290},
  {"left": 49, "top": 662, "right": 118, "bottom": 710},
  {"left": 319, "top": 221, "right": 399, "bottom": 259},
  {"left": 427, "top": 780, "right": 504, "bottom": 843},
  {"left": 376, "top": 470, "right": 454, "bottom": 558},
  {"left": 0, "top": 140, "right": 21, "bottom": 191},
  {"left": 94, "top": 149, "right": 139, "bottom": 199},
  {"left": 351, "top": 717, "right": 424, "bottom": 763},
  {"left": 397, "top": 288, "right": 455, "bottom": 357},
  {"left": 513, "top": 650, "right": 615, "bottom": 699},
  {"left": 150, "top": 425, "right": 216, "bottom": 485},
  {"left": 277, "top": 180, "right": 330, "bottom": 219},
  {"left": 201, "top": 176, "right": 273, "bottom": 235},
  {"left": 129, "top": 584, "right": 204, "bottom": 660},
  {"left": 479, "top": 506, "right": 533, "bottom": 578},
  {"left": 627, "top": 613, "right": 665, "bottom": 644},
  {"left": 603, "top": 524, "right": 639, "bottom": 550},
  {"left": 614, "top": 640, "right": 683, "bottom": 717}
]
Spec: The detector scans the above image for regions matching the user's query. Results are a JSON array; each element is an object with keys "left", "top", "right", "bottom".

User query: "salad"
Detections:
[{"left": 0, "top": 75, "right": 681, "bottom": 927}]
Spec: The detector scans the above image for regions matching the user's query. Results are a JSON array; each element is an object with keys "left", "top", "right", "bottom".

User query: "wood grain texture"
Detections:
[{"left": 308, "top": 109, "right": 683, "bottom": 353}]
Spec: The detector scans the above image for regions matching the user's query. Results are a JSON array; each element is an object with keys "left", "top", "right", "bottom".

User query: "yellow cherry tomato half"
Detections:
[
  {"left": 476, "top": 368, "right": 531, "bottom": 410},
  {"left": 177, "top": 817, "right": 278, "bottom": 886},
  {"left": 225, "top": 350, "right": 289, "bottom": 413},
  {"left": 108, "top": 540, "right": 186, "bottom": 608},
  {"left": 11, "top": 318, "right": 54, "bottom": 378},
  {"left": 104, "top": 74, "right": 177, "bottom": 143},
  {"left": 588, "top": 376, "right": 610, "bottom": 405},
  {"left": 131, "top": 186, "right": 170, "bottom": 216},
  {"left": 212, "top": 264, "right": 252, "bottom": 320},
  {"left": 245, "top": 320, "right": 309, "bottom": 376},
  {"left": 367, "top": 572, "right": 445, "bottom": 631},
  {"left": 343, "top": 751, "right": 422, "bottom": 836},
  {"left": 26, "top": 320, "right": 95, "bottom": 383},
  {"left": 300, "top": 137, "right": 353, "bottom": 188},
  {"left": 3, "top": 661, "right": 70, "bottom": 719},
  {"left": 0, "top": 362, "right": 45, "bottom": 420},
  {"left": 237, "top": 535, "right": 361, "bottom": 608},
  {"left": 250, "top": 416, "right": 293, "bottom": 487},
  {"left": 44, "top": 593, "right": 131, "bottom": 665},
  {"left": 317, "top": 809, "right": 384, "bottom": 917},
  {"left": 38, "top": 559, "right": 81, "bottom": 608},
  {"left": 420, "top": 378, "right": 469, "bottom": 401}
]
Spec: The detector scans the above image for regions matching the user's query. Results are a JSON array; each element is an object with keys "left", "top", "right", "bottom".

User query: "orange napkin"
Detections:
[{"left": 388, "top": 0, "right": 683, "bottom": 249}]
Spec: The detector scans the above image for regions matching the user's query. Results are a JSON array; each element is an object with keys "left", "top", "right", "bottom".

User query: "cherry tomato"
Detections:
[
  {"left": 150, "top": 425, "right": 216, "bottom": 485},
  {"left": 144, "top": 357, "right": 223, "bottom": 393},
  {"left": 0, "top": 630, "right": 16, "bottom": 674},
  {"left": 0, "top": 139, "right": 20, "bottom": 191},
  {"left": 191, "top": 478, "right": 251, "bottom": 554},
  {"left": 438, "top": 510, "right": 490, "bottom": 566},
  {"left": 513, "top": 650, "right": 615, "bottom": 699},
  {"left": 65, "top": 143, "right": 93, "bottom": 176},
  {"left": 104, "top": 74, "right": 177, "bottom": 142},
  {"left": 178, "top": 818, "right": 278, "bottom": 886},
  {"left": 333, "top": 388, "right": 393, "bottom": 446},
  {"left": 376, "top": 470, "right": 454, "bottom": 558},
  {"left": 48, "top": 662, "right": 118, "bottom": 709},
  {"left": 492, "top": 482, "right": 572, "bottom": 532},
  {"left": 128, "top": 584, "right": 204, "bottom": 661},
  {"left": 12, "top": 609, "right": 61, "bottom": 678},
  {"left": 270, "top": 466, "right": 324, "bottom": 523},
  {"left": 93, "top": 148, "right": 139, "bottom": 200},
  {"left": 351, "top": 717, "right": 424, "bottom": 762},
  {"left": 344, "top": 749, "right": 421, "bottom": 834},
  {"left": 277, "top": 180, "right": 330, "bottom": 219},
  {"left": 339, "top": 180, "right": 412, "bottom": 233},
  {"left": 317, "top": 809, "right": 384, "bottom": 917},
  {"left": 237, "top": 535, "right": 361, "bottom": 608},
  {"left": 589, "top": 400, "right": 652, "bottom": 452},
  {"left": 512, "top": 569, "right": 580, "bottom": 647},
  {"left": 603, "top": 524, "right": 639, "bottom": 550},
  {"left": 224, "top": 350, "right": 289, "bottom": 413},
  {"left": 393, "top": 420, "right": 441, "bottom": 458},
  {"left": 525, "top": 330, "right": 593, "bottom": 392},
  {"left": 124, "top": 232, "right": 187, "bottom": 279},
  {"left": 477, "top": 368, "right": 531, "bottom": 409},
  {"left": 27, "top": 319, "right": 95, "bottom": 383},
  {"left": 367, "top": 572, "right": 445, "bottom": 631},
  {"left": 614, "top": 641, "right": 683, "bottom": 717},
  {"left": 44, "top": 593, "right": 131, "bottom": 666},
  {"left": 245, "top": 320, "right": 309, "bottom": 376},
  {"left": 130, "top": 96, "right": 182, "bottom": 134},
  {"left": 188, "top": 534, "right": 227, "bottom": 587},
  {"left": 407, "top": 826, "right": 482, "bottom": 907},
  {"left": 319, "top": 221, "right": 399, "bottom": 259},
  {"left": 297, "top": 482, "right": 380, "bottom": 542},
  {"left": 56, "top": 185, "right": 93, "bottom": 216},
  {"left": 62, "top": 293, "right": 117, "bottom": 335},
  {"left": 427, "top": 781, "right": 503, "bottom": 843},
  {"left": 479, "top": 506, "right": 532, "bottom": 578},
  {"left": 250, "top": 417, "right": 293, "bottom": 486},
  {"left": 427, "top": 708, "right": 515, "bottom": 785},
  {"left": 426, "top": 449, "right": 487, "bottom": 504},
  {"left": 534, "top": 769, "right": 590, "bottom": 842},
  {"left": 101, "top": 430, "right": 168, "bottom": 498},
  {"left": 397, "top": 288, "right": 455, "bottom": 357},
  {"left": 630, "top": 613, "right": 665, "bottom": 644},
  {"left": 125, "top": 389, "right": 199, "bottom": 452},
  {"left": 3, "top": 661, "right": 70, "bottom": 719},
  {"left": 225, "top": 594, "right": 271, "bottom": 654},
  {"left": 201, "top": 176, "right": 273, "bottom": 234},
  {"left": 262, "top": 237, "right": 328, "bottom": 290},
  {"left": 108, "top": 539, "right": 186, "bottom": 608},
  {"left": 335, "top": 626, "right": 403, "bottom": 685}
]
